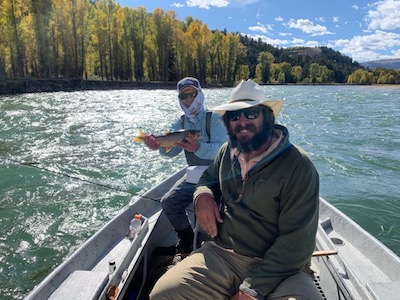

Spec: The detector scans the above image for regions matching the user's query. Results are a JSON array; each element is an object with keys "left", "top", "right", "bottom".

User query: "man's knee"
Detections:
[
  {"left": 149, "top": 273, "right": 190, "bottom": 300},
  {"left": 149, "top": 272, "right": 176, "bottom": 300},
  {"left": 267, "top": 271, "right": 323, "bottom": 300}
]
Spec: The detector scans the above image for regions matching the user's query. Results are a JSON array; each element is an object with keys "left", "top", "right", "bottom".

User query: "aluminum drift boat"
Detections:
[{"left": 25, "top": 166, "right": 400, "bottom": 300}]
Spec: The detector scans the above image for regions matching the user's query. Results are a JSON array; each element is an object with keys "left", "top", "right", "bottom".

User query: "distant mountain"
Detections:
[
  {"left": 361, "top": 59, "right": 400, "bottom": 70},
  {"left": 238, "top": 37, "right": 363, "bottom": 83}
]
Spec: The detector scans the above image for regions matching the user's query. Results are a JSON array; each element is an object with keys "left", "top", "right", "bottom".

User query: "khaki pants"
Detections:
[{"left": 149, "top": 242, "right": 322, "bottom": 300}]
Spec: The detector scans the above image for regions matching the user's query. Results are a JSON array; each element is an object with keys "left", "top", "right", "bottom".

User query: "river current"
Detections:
[{"left": 1, "top": 85, "right": 399, "bottom": 299}]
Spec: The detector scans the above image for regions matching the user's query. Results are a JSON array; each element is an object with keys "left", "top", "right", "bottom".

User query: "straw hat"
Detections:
[{"left": 211, "top": 79, "right": 282, "bottom": 117}]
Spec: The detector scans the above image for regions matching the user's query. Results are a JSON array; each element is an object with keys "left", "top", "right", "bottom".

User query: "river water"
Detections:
[{"left": 1, "top": 85, "right": 400, "bottom": 299}]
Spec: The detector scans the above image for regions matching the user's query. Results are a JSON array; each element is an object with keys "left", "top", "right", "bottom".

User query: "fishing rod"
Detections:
[{"left": 3, "top": 156, "right": 138, "bottom": 196}]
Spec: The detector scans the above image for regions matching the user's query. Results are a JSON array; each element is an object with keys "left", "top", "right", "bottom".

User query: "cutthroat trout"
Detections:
[{"left": 134, "top": 129, "right": 201, "bottom": 152}]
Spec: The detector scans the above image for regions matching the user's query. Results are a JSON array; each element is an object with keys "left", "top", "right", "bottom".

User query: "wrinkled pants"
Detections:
[{"left": 150, "top": 242, "right": 323, "bottom": 300}]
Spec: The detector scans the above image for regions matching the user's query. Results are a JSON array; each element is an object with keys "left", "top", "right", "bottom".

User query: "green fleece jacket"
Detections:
[{"left": 194, "top": 124, "right": 319, "bottom": 297}]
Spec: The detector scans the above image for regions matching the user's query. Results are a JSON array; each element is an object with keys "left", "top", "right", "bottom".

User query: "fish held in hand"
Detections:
[{"left": 134, "top": 129, "right": 201, "bottom": 152}]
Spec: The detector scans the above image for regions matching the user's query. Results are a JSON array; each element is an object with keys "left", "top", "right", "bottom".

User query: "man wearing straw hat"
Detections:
[{"left": 150, "top": 79, "right": 321, "bottom": 300}]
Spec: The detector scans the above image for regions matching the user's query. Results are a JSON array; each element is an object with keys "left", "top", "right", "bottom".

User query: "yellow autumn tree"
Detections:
[
  {"left": 2, "top": 0, "right": 30, "bottom": 77},
  {"left": 152, "top": 8, "right": 178, "bottom": 81}
]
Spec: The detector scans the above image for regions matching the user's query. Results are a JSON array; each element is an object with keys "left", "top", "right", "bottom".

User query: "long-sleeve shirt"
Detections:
[
  {"left": 193, "top": 124, "right": 319, "bottom": 296},
  {"left": 159, "top": 108, "right": 228, "bottom": 164}
]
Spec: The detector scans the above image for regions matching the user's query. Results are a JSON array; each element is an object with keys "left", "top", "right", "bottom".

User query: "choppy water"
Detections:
[{"left": 1, "top": 85, "right": 399, "bottom": 299}]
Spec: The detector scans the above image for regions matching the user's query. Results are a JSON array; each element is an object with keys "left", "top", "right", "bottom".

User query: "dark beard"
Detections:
[{"left": 229, "top": 122, "right": 273, "bottom": 153}]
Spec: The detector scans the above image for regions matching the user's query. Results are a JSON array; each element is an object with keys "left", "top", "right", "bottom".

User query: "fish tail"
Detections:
[{"left": 133, "top": 130, "right": 146, "bottom": 143}]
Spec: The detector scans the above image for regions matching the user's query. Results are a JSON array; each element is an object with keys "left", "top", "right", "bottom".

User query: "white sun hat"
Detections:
[{"left": 211, "top": 79, "right": 283, "bottom": 117}]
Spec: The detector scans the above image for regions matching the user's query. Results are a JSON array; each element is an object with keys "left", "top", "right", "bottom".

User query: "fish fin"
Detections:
[
  {"left": 165, "top": 146, "right": 172, "bottom": 153},
  {"left": 133, "top": 130, "right": 146, "bottom": 142}
]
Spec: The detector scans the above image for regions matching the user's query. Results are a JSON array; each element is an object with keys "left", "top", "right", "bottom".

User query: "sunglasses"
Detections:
[
  {"left": 179, "top": 91, "right": 198, "bottom": 101},
  {"left": 226, "top": 107, "right": 262, "bottom": 122}
]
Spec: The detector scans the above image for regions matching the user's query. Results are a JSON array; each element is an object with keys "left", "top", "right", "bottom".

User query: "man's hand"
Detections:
[
  {"left": 175, "top": 135, "right": 200, "bottom": 153},
  {"left": 143, "top": 135, "right": 161, "bottom": 150},
  {"left": 195, "top": 194, "right": 223, "bottom": 238}
]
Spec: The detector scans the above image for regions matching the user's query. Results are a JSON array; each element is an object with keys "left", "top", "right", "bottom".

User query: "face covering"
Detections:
[{"left": 179, "top": 91, "right": 205, "bottom": 123}]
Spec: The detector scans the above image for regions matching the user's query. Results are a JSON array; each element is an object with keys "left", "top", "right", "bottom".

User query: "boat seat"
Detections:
[
  {"left": 48, "top": 270, "right": 109, "bottom": 300},
  {"left": 186, "top": 165, "right": 208, "bottom": 184}
]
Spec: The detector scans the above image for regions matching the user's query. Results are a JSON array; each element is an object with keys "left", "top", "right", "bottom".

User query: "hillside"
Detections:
[
  {"left": 282, "top": 47, "right": 362, "bottom": 83},
  {"left": 361, "top": 59, "right": 400, "bottom": 70},
  {"left": 239, "top": 35, "right": 362, "bottom": 83}
]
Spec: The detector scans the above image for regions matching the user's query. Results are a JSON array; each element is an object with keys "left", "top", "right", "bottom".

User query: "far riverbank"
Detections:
[
  {"left": 1, "top": 78, "right": 398, "bottom": 95},
  {"left": 0, "top": 79, "right": 182, "bottom": 95}
]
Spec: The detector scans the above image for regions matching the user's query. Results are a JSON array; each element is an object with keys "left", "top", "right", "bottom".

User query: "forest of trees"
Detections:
[{"left": 1, "top": 0, "right": 399, "bottom": 87}]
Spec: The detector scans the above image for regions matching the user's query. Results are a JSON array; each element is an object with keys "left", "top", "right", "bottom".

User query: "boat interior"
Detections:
[{"left": 26, "top": 167, "right": 400, "bottom": 300}]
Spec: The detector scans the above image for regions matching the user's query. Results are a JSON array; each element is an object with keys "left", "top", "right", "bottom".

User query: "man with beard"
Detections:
[{"left": 150, "top": 79, "right": 321, "bottom": 300}]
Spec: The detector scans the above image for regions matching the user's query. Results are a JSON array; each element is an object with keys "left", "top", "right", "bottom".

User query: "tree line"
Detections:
[
  {"left": 1, "top": 0, "right": 399, "bottom": 85},
  {"left": 347, "top": 67, "right": 400, "bottom": 84}
]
